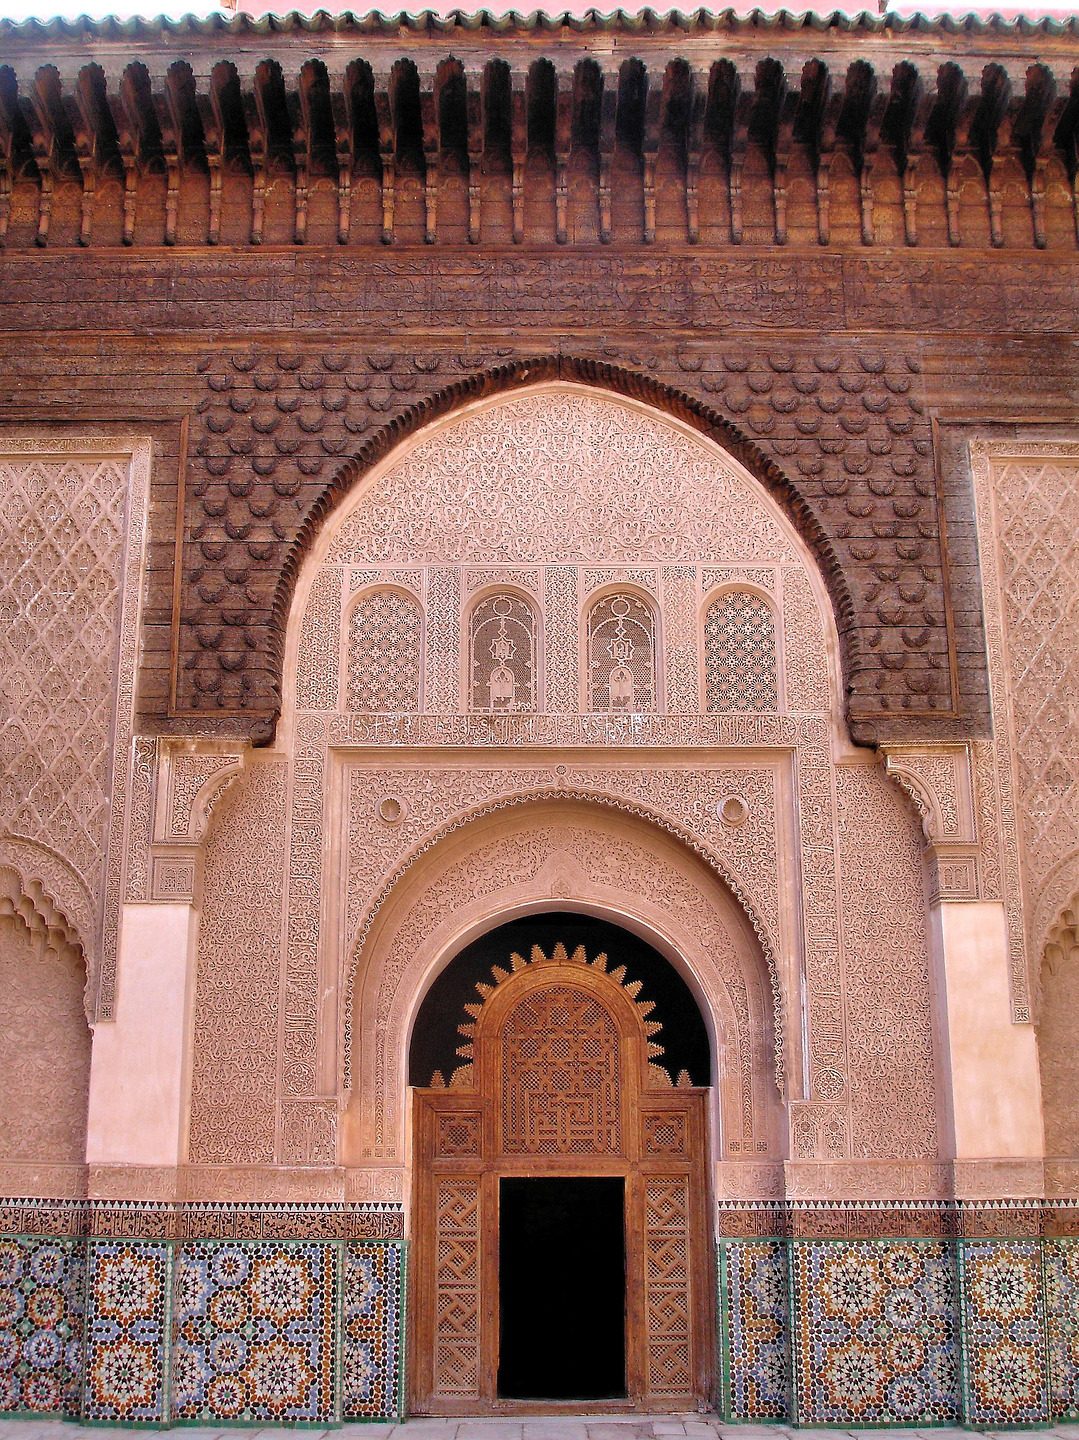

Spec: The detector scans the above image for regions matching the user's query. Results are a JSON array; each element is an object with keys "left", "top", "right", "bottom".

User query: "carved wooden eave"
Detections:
[{"left": 0, "top": 10, "right": 1077, "bottom": 251}]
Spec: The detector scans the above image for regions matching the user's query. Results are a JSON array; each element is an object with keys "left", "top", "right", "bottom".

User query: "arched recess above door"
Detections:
[
  {"left": 339, "top": 797, "right": 786, "bottom": 1172},
  {"left": 409, "top": 912, "right": 712, "bottom": 1092}
]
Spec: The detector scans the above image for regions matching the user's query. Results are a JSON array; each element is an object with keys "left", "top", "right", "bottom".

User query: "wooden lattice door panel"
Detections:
[
  {"left": 642, "top": 1175, "right": 694, "bottom": 1398},
  {"left": 634, "top": 1091, "right": 712, "bottom": 1408},
  {"left": 432, "top": 1176, "right": 483, "bottom": 1398},
  {"left": 500, "top": 984, "right": 623, "bottom": 1154},
  {"left": 411, "top": 1093, "right": 490, "bottom": 1412}
]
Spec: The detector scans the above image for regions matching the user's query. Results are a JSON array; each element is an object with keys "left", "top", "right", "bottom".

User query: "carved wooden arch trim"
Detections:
[
  {"left": 262, "top": 356, "right": 856, "bottom": 739},
  {"left": 477, "top": 948, "right": 672, "bottom": 1157},
  {"left": 435, "top": 940, "right": 675, "bottom": 1094},
  {"left": 343, "top": 786, "right": 784, "bottom": 1097}
]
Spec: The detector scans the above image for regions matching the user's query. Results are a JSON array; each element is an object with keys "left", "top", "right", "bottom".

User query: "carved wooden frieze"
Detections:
[{"left": 0, "top": 25, "right": 1076, "bottom": 256}]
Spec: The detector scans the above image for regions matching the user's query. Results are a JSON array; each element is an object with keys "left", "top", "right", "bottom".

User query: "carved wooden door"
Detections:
[{"left": 411, "top": 943, "right": 713, "bottom": 1414}]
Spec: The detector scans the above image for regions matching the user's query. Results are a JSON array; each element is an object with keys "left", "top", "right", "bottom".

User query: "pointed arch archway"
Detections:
[
  {"left": 270, "top": 356, "right": 856, "bottom": 731},
  {"left": 340, "top": 796, "right": 786, "bottom": 1178}
]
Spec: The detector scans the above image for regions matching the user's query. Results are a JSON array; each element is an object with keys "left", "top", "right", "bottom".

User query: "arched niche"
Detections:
[
  {"left": 0, "top": 862, "right": 91, "bottom": 1192},
  {"left": 1039, "top": 892, "right": 1079, "bottom": 1172},
  {"left": 340, "top": 798, "right": 785, "bottom": 1181},
  {"left": 409, "top": 911, "right": 712, "bottom": 1090}
]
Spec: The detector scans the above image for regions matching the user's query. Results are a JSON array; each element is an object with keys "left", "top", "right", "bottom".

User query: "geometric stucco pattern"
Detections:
[
  {"left": 0, "top": 452, "right": 128, "bottom": 925},
  {"left": 969, "top": 441, "right": 1079, "bottom": 1019},
  {"left": 0, "top": 451, "right": 127, "bottom": 892},
  {"left": 0, "top": 438, "right": 150, "bottom": 1015},
  {"left": 188, "top": 760, "right": 288, "bottom": 1168}
]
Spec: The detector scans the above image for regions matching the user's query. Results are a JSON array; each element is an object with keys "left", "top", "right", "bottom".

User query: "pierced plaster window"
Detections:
[
  {"left": 346, "top": 588, "right": 423, "bottom": 711},
  {"left": 469, "top": 593, "right": 537, "bottom": 712},
  {"left": 587, "top": 594, "right": 656, "bottom": 712},
  {"left": 704, "top": 590, "right": 778, "bottom": 711}
]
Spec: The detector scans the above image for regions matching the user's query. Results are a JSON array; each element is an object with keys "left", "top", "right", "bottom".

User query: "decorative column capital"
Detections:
[
  {"left": 882, "top": 743, "right": 980, "bottom": 902},
  {"left": 146, "top": 740, "right": 248, "bottom": 903}
]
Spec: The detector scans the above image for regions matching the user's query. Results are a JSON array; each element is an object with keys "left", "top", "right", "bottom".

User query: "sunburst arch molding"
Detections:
[{"left": 424, "top": 939, "right": 696, "bottom": 1092}]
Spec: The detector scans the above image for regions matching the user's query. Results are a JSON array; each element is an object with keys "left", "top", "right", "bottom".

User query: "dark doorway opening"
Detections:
[
  {"left": 498, "top": 1176, "right": 627, "bottom": 1401},
  {"left": 410, "top": 911, "right": 712, "bottom": 1090}
]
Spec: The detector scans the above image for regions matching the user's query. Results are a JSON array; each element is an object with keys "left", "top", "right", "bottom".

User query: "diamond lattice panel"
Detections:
[
  {"left": 994, "top": 459, "right": 1079, "bottom": 898},
  {"left": 0, "top": 456, "right": 129, "bottom": 894}
]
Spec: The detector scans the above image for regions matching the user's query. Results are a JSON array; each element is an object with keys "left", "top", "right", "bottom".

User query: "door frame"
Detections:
[{"left": 408, "top": 950, "right": 714, "bottom": 1415}]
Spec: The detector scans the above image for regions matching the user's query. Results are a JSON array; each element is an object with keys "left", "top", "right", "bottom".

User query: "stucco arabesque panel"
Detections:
[
  {"left": 970, "top": 440, "right": 1079, "bottom": 1020},
  {"left": 321, "top": 391, "right": 799, "bottom": 574},
  {"left": 187, "top": 758, "right": 288, "bottom": 1167},
  {"left": 343, "top": 761, "right": 784, "bottom": 973},
  {"left": 836, "top": 762, "right": 940, "bottom": 1163},
  {"left": 0, "top": 435, "right": 150, "bottom": 1022}
]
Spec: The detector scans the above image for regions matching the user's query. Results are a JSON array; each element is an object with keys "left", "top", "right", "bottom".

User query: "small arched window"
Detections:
[
  {"left": 346, "top": 588, "right": 423, "bottom": 711},
  {"left": 587, "top": 594, "right": 656, "bottom": 712},
  {"left": 469, "top": 593, "right": 537, "bottom": 712},
  {"left": 704, "top": 590, "right": 778, "bottom": 711}
]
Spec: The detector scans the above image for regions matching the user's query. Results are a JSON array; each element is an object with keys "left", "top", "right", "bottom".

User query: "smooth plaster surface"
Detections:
[
  {"left": 932, "top": 899, "right": 1045, "bottom": 1161},
  {"left": 85, "top": 902, "right": 197, "bottom": 1167}
]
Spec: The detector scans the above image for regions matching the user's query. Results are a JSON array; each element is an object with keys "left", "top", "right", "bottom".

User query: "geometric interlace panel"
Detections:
[
  {"left": 587, "top": 594, "right": 656, "bottom": 713},
  {"left": 704, "top": 589, "right": 778, "bottom": 711},
  {"left": 469, "top": 593, "right": 537, "bottom": 712},
  {"left": 0, "top": 455, "right": 128, "bottom": 892},
  {"left": 346, "top": 588, "right": 423, "bottom": 711},
  {"left": 501, "top": 985, "right": 622, "bottom": 1154}
]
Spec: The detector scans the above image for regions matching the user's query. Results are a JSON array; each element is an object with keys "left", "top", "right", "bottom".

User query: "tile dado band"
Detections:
[
  {"left": 0, "top": 1212, "right": 405, "bottom": 1426},
  {"left": 2, "top": 1199, "right": 1078, "bottom": 1428}
]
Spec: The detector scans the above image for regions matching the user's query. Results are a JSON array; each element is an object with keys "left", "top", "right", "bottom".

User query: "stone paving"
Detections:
[{"left": 3, "top": 1421, "right": 1079, "bottom": 1440}]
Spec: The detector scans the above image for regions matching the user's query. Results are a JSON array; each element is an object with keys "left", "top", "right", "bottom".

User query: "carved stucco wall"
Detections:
[
  {"left": 836, "top": 763, "right": 938, "bottom": 1162},
  {"left": 970, "top": 441, "right": 1079, "bottom": 1023},
  {"left": 0, "top": 436, "right": 150, "bottom": 1019},
  {"left": 1041, "top": 902, "right": 1079, "bottom": 1163},
  {"left": 343, "top": 802, "right": 784, "bottom": 1178},
  {"left": 187, "top": 757, "right": 288, "bottom": 1169},
  {"left": 0, "top": 438, "right": 147, "bottom": 1191},
  {"left": 183, "top": 386, "right": 940, "bottom": 1200},
  {"left": 1037, "top": 892, "right": 1077, "bottom": 1175}
]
